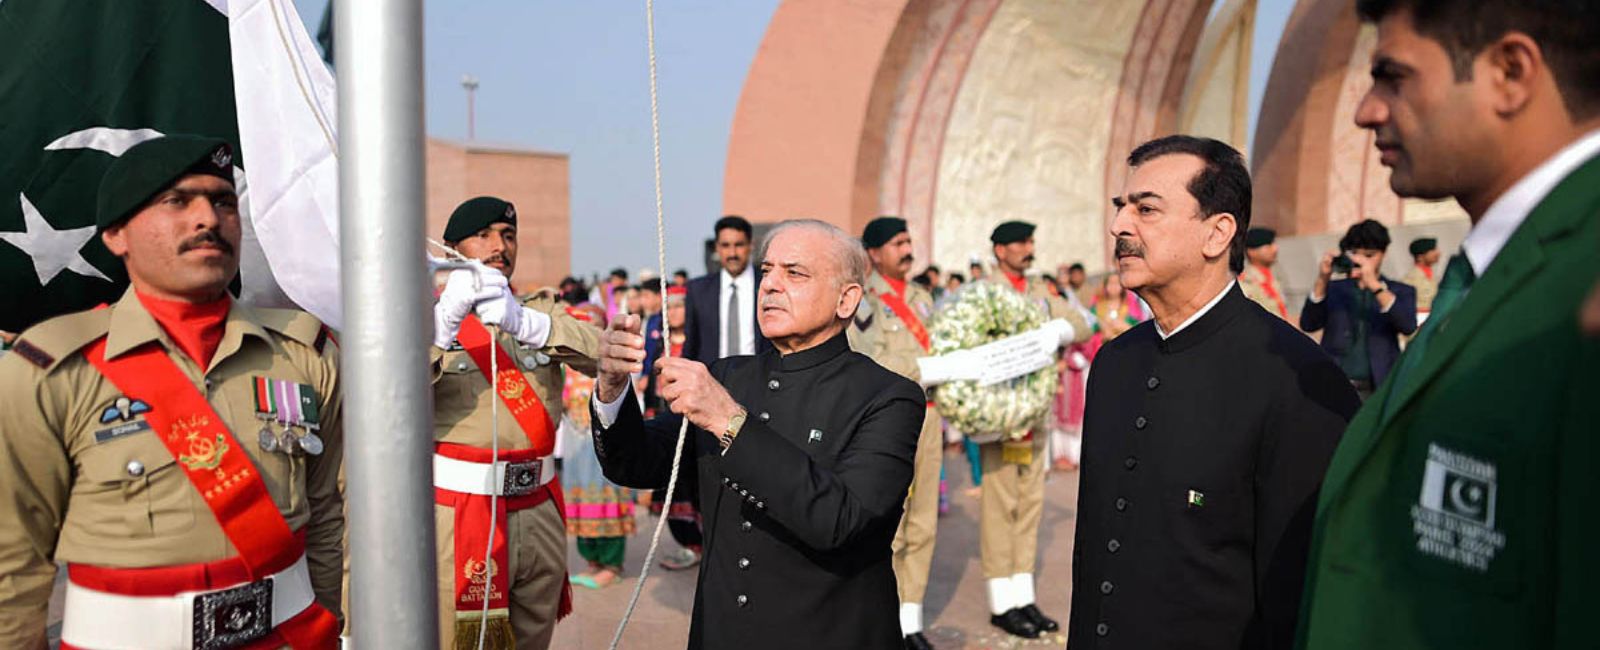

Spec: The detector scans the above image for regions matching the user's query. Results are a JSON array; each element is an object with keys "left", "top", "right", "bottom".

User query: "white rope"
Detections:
[{"left": 610, "top": 0, "right": 691, "bottom": 646}]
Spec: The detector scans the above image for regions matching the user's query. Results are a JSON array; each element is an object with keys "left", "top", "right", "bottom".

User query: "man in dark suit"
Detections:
[
  {"left": 591, "top": 219, "right": 924, "bottom": 649},
  {"left": 1298, "top": 1, "right": 1600, "bottom": 648},
  {"left": 1070, "top": 135, "right": 1358, "bottom": 650},
  {"left": 682, "top": 215, "right": 772, "bottom": 365},
  {"left": 1300, "top": 219, "right": 1418, "bottom": 395}
]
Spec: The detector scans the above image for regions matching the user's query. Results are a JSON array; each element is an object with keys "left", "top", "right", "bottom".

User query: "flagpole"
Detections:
[{"left": 336, "top": 0, "right": 438, "bottom": 646}]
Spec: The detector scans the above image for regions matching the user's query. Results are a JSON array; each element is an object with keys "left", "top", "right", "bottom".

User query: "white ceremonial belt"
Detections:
[
  {"left": 433, "top": 453, "right": 555, "bottom": 497},
  {"left": 61, "top": 554, "right": 314, "bottom": 650}
]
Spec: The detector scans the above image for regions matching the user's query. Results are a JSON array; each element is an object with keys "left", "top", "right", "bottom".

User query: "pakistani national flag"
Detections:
[{"left": 0, "top": 0, "right": 342, "bottom": 334}]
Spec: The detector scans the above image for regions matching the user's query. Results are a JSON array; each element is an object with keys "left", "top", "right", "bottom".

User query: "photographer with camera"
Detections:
[{"left": 1301, "top": 219, "right": 1418, "bottom": 398}]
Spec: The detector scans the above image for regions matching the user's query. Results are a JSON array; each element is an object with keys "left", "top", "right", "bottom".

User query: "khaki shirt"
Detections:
[
  {"left": 849, "top": 273, "right": 936, "bottom": 383},
  {"left": 1402, "top": 265, "right": 1438, "bottom": 313},
  {"left": 430, "top": 292, "right": 599, "bottom": 449},
  {"left": 1240, "top": 263, "right": 1290, "bottom": 320},
  {"left": 0, "top": 288, "right": 344, "bottom": 648}
]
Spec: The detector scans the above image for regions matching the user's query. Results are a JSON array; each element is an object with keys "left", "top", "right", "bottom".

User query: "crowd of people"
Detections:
[{"left": 0, "top": 1, "right": 1596, "bottom": 649}]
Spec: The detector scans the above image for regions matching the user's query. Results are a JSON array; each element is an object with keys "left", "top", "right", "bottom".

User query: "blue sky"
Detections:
[{"left": 290, "top": 0, "right": 1298, "bottom": 279}]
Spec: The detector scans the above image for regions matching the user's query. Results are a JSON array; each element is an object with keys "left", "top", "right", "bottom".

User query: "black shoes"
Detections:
[
  {"left": 990, "top": 608, "right": 1042, "bottom": 639},
  {"left": 903, "top": 631, "right": 934, "bottom": 650},
  {"left": 1019, "top": 604, "right": 1060, "bottom": 633}
]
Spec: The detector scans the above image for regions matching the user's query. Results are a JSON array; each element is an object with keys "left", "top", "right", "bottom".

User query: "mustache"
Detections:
[
  {"left": 479, "top": 253, "right": 510, "bottom": 267},
  {"left": 899, "top": 253, "right": 914, "bottom": 266},
  {"left": 1114, "top": 237, "right": 1145, "bottom": 258},
  {"left": 1022, "top": 254, "right": 1035, "bottom": 263},
  {"left": 760, "top": 295, "right": 787, "bottom": 311},
  {"left": 178, "top": 230, "right": 234, "bottom": 256}
]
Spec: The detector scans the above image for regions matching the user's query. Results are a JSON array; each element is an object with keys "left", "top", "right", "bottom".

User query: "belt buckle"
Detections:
[
  {"left": 192, "top": 578, "right": 273, "bottom": 650},
  {"left": 502, "top": 459, "right": 540, "bottom": 497}
]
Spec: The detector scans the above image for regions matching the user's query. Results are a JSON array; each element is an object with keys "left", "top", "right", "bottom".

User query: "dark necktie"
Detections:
[
  {"left": 1383, "top": 253, "right": 1475, "bottom": 415},
  {"left": 726, "top": 282, "right": 740, "bottom": 358}
]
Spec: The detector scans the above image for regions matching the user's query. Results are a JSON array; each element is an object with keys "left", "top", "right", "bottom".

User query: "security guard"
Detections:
[
  {"left": 978, "top": 220, "right": 1090, "bottom": 639},
  {"left": 0, "top": 135, "right": 344, "bottom": 649},
  {"left": 1401, "top": 237, "right": 1440, "bottom": 318},
  {"left": 430, "top": 196, "right": 599, "bottom": 649},
  {"left": 1239, "top": 227, "right": 1291, "bottom": 319},
  {"left": 848, "top": 216, "right": 943, "bottom": 650}
]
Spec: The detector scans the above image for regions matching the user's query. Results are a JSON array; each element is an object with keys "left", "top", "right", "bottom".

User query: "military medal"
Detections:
[
  {"left": 253, "top": 376, "right": 323, "bottom": 456},
  {"left": 299, "top": 431, "right": 325, "bottom": 456},
  {"left": 258, "top": 427, "right": 280, "bottom": 453}
]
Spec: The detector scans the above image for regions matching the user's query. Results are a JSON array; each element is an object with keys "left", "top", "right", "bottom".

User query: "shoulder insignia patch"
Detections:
[
  {"left": 853, "top": 300, "right": 875, "bottom": 330},
  {"left": 10, "top": 339, "right": 54, "bottom": 369}
]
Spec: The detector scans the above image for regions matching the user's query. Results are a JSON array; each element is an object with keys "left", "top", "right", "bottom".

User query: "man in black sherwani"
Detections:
[
  {"left": 591, "top": 219, "right": 925, "bottom": 649},
  {"left": 1069, "top": 135, "right": 1361, "bottom": 649}
]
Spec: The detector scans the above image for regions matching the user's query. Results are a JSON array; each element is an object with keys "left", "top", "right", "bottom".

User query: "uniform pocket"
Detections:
[{"left": 78, "top": 433, "right": 193, "bottom": 538}]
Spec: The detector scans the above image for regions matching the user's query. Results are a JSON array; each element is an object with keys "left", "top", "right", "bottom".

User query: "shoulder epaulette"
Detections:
[
  {"left": 253, "top": 307, "right": 333, "bottom": 353},
  {"left": 10, "top": 308, "right": 112, "bottom": 373}
]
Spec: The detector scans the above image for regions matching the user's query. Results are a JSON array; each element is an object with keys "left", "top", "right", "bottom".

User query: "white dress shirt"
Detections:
[
  {"left": 719, "top": 266, "right": 757, "bottom": 358},
  {"left": 1463, "top": 127, "right": 1600, "bottom": 277},
  {"left": 1155, "top": 280, "right": 1236, "bottom": 340}
]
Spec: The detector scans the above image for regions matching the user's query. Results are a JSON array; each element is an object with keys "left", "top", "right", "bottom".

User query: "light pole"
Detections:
[{"left": 462, "top": 74, "right": 479, "bottom": 141}]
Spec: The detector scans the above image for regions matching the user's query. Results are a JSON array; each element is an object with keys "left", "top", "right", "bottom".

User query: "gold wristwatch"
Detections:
[{"left": 720, "top": 410, "right": 748, "bottom": 450}]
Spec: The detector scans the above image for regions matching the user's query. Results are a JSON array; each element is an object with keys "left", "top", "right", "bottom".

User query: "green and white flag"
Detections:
[{"left": 0, "top": 0, "right": 342, "bottom": 334}]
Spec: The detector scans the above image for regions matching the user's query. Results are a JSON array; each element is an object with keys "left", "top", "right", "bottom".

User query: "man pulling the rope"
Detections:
[
  {"left": 591, "top": 219, "right": 925, "bottom": 649},
  {"left": 430, "top": 196, "right": 599, "bottom": 649},
  {"left": 0, "top": 135, "right": 344, "bottom": 649}
]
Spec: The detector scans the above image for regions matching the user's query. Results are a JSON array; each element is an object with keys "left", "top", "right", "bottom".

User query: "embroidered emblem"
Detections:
[
  {"left": 99, "top": 396, "right": 152, "bottom": 424},
  {"left": 462, "top": 556, "right": 502, "bottom": 604},
  {"left": 1412, "top": 443, "right": 1505, "bottom": 572},
  {"left": 179, "top": 431, "right": 230, "bottom": 471}
]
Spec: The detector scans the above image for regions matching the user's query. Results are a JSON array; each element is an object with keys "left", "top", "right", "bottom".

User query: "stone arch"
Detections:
[
  {"left": 1251, "top": 0, "right": 1465, "bottom": 237},
  {"left": 723, "top": 0, "right": 1225, "bottom": 273}
]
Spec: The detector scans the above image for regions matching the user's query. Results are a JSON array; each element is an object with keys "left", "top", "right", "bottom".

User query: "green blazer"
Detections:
[{"left": 1297, "top": 153, "right": 1600, "bottom": 649}]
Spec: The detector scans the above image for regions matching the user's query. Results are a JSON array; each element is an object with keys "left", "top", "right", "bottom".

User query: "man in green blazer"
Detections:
[{"left": 1297, "top": 1, "right": 1600, "bottom": 648}]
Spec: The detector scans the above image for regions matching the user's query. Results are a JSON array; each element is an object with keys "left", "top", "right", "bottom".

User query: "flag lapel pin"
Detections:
[{"left": 1187, "top": 489, "right": 1205, "bottom": 508}]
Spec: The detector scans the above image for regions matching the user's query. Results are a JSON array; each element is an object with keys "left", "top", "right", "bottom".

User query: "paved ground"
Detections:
[
  {"left": 554, "top": 447, "right": 1080, "bottom": 649},
  {"left": 47, "top": 447, "right": 1081, "bottom": 649}
]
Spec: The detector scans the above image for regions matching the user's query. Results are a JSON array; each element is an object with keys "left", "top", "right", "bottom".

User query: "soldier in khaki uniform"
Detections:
[
  {"left": 846, "top": 217, "right": 944, "bottom": 650},
  {"left": 1238, "top": 227, "right": 1291, "bottom": 319},
  {"left": 429, "top": 197, "right": 599, "bottom": 649},
  {"left": 0, "top": 135, "right": 344, "bottom": 649},
  {"left": 1401, "top": 237, "right": 1440, "bottom": 318},
  {"left": 976, "top": 220, "right": 1090, "bottom": 639}
]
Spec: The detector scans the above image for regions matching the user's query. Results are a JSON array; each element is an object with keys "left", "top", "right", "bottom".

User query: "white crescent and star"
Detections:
[{"left": 1, "top": 127, "right": 168, "bottom": 286}]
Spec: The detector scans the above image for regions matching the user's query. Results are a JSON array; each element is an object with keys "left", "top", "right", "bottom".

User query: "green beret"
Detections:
[
  {"left": 444, "top": 196, "right": 517, "bottom": 242},
  {"left": 1409, "top": 237, "right": 1437, "bottom": 256},
  {"left": 990, "top": 220, "right": 1035, "bottom": 245},
  {"left": 861, "top": 216, "right": 907, "bottom": 249},
  {"left": 96, "top": 135, "right": 234, "bottom": 231},
  {"left": 1245, "top": 227, "right": 1276, "bottom": 248}
]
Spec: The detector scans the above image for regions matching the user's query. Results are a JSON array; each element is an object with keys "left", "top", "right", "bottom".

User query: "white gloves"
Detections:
[
  {"left": 474, "top": 287, "right": 552, "bottom": 348},
  {"left": 433, "top": 265, "right": 508, "bottom": 349},
  {"left": 1040, "top": 318, "right": 1077, "bottom": 346}
]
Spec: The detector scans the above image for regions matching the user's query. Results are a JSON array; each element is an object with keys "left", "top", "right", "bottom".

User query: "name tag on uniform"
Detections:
[{"left": 94, "top": 419, "right": 152, "bottom": 444}]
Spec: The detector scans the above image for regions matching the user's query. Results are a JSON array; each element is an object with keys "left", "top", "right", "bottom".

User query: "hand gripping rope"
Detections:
[{"left": 609, "top": 0, "right": 692, "bottom": 646}]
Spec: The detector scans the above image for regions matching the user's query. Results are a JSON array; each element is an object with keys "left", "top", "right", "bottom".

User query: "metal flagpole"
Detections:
[{"left": 336, "top": 0, "right": 439, "bottom": 646}]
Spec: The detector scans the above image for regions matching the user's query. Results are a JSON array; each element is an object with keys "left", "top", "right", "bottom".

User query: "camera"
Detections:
[{"left": 1331, "top": 254, "right": 1355, "bottom": 274}]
